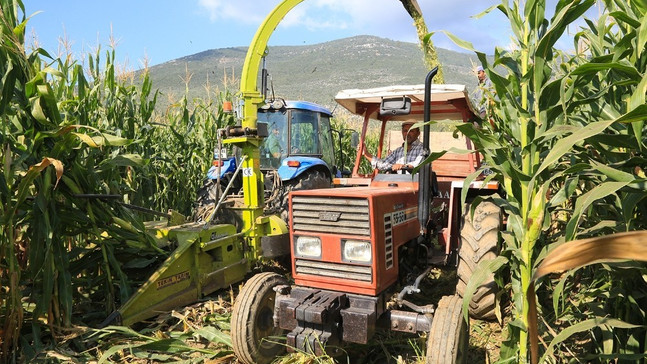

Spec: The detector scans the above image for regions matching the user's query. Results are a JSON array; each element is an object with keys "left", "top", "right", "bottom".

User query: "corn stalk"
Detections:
[
  {"left": 431, "top": 0, "right": 647, "bottom": 361},
  {"left": 1, "top": 0, "right": 236, "bottom": 361}
]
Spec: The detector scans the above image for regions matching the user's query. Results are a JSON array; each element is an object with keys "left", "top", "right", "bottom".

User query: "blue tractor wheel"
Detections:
[{"left": 192, "top": 173, "right": 240, "bottom": 224}]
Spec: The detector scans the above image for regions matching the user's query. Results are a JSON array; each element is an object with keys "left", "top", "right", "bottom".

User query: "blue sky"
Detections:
[{"left": 24, "top": 0, "right": 593, "bottom": 69}]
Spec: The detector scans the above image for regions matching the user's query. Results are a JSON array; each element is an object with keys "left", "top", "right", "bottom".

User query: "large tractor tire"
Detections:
[
  {"left": 192, "top": 173, "right": 241, "bottom": 223},
  {"left": 231, "top": 272, "right": 288, "bottom": 364},
  {"left": 426, "top": 295, "right": 469, "bottom": 364},
  {"left": 279, "top": 169, "right": 331, "bottom": 222},
  {"left": 456, "top": 201, "right": 501, "bottom": 321},
  {"left": 192, "top": 178, "right": 221, "bottom": 223}
]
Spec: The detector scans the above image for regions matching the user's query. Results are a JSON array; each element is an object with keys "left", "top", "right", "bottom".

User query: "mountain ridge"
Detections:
[{"left": 146, "top": 35, "right": 483, "bottom": 109}]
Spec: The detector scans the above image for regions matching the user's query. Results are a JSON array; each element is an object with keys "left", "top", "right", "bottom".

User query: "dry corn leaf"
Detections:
[
  {"left": 533, "top": 230, "right": 647, "bottom": 281},
  {"left": 529, "top": 230, "right": 647, "bottom": 364}
]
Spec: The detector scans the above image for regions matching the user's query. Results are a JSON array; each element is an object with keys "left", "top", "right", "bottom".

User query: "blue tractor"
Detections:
[{"left": 193, "top": 99, "right": 340, "bottom": 222}]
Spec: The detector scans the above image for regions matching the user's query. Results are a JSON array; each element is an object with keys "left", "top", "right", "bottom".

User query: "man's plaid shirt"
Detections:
[{"left": 371, "top": 139, "right": 426, "bottom": 172}]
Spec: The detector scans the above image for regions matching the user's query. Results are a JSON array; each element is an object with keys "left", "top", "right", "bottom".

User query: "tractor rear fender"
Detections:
[
  {"left": 206, "top": 157, "right": 237, "bottom": 180},
  {"left": 277, "top": 156, "right": 331, "bottom": 181}
]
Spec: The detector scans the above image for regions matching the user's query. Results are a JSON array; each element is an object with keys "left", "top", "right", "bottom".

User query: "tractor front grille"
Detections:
[
  {"left": 291, "top": 196, "right": 370, "bottom": 236},
  {"left": 295, "top": 259, "right": 372, "bottom": 282}
]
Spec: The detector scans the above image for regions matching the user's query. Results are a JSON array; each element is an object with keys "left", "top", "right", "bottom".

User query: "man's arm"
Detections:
[
  {"left": 373, "top": 147, "right": 403, "bottom": 171},
  {"left": 391, "top": 142, "right": 427, "bottom": 171}
]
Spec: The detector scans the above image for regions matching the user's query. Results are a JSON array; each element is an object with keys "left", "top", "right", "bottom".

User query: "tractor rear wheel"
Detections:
[
  {"left": 231, "top": 272, "right": 288, "bottom": 364},
  {"left": 426, "top": 295, "right": 469, "bottom": 364},
  {"left": 192, "top": 172, "right": 241, "bottom": 223},
  {"left": 192, "top": 178, "right": 220, "bottom": 222},
  {"left": 279, "top": 169, "right": 331, "bottom": 222},
  {"left": 456, "top": 201, "right": 501, "bottom": 320}
]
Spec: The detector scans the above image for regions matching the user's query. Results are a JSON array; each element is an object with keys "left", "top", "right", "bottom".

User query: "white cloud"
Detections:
[
  {"left": 289, "top": 0, "right": 504, "bottom": 48},
  {"left": 197, "top": 0, "right": 275, "bottom": 23},
  {"left": 196, "top": 0, "right": 601, "bottom": 53},
  {"left": 197, "top": 0, "right": 410, "bottom": 30},
  {"left": 284, "top": 0, "right": 415, "bottom": 38},
  {"left": 281, "top": 5, "right": 349, "bottom": 31}
]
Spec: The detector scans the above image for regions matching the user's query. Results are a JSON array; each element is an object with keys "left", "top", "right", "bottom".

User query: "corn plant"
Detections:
[
  {"left": 529, "top": 231, "right": 647, "bottom": 363},
  {"left": 1, "top": 4, "right": 160, "bottom": 360},
  {"left": 429, "top": 0, "right": 647, "bottom": 361},
  {"left": 1, "top": 1, "right": 237, "bottom": 361},
  {"left": 523, "top": 1, "right": 647, "bottom": 361},
  {"left": 126, "top": 91, "right": 234, "bottom": 215}
]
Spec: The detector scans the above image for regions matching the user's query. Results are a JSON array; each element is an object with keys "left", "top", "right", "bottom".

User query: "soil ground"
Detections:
[
  {"left": 44, "top": 265, "right": 505, "bottom": 363},
  {"left": 210, "top": 266, "right": 506, "bottom": 363}
]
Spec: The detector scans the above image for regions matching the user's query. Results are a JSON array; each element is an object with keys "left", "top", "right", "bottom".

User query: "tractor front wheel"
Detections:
[
  {"left": 231, "top": 272, "right": 288, "bottom": 364},
  {"left": 426, "top": 295, "right": 469, "bottom": 364},
  {"left": 456, "top": 201, "right": 501, "bottom": 320}
]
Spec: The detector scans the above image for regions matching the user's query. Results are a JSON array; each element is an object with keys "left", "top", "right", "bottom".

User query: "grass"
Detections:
[
  {"left": 99, "top": 266, "right": 505, "bottom": 363},
  {"left": 25, "top": 263, "right": 504, "bottom": 363}
]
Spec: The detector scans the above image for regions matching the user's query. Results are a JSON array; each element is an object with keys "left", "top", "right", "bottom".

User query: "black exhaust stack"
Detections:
[{"left": 418, "top": 67, "right": 438, "bottom": 234}]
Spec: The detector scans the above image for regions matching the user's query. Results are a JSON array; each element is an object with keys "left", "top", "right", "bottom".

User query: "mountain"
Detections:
[{"left": 145, "top": 35, "right": 483, "bottom": 110}]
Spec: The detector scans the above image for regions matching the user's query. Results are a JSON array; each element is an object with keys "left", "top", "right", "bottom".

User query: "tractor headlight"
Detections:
[
  {"left": 342, "top": 240, "right": 372, "bottom": 263},
  {"left": 295, "top": 236, "right": 322, "bottom": 258}
]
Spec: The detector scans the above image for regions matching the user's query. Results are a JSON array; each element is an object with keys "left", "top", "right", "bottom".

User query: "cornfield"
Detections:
[
  {"left": 434, "top": 0, "right": 647, "bottom": 362},
  {"left": 1, "top": 0, "right": 234, "bottom": 361},
  {"left": 2, "top": 0, "right": 647, "bottom": 363}
]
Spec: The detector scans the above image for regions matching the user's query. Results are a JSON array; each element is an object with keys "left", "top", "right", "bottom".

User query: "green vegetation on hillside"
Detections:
[
  {"left": 144, "top": 36, "right": 482, "bottom": 110},
  {"left": 1, "top": 0, "right": 646, "bottom": 363}
]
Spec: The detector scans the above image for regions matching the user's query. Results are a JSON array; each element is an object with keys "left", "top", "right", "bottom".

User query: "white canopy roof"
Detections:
[{"left": 334, "top": 84, "right": 477, "bottom": 121}]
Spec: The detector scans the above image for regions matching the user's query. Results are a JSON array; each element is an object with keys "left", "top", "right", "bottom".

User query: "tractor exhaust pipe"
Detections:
[{"left": 418, "top": 67, "right": 438, "bottom": 234}]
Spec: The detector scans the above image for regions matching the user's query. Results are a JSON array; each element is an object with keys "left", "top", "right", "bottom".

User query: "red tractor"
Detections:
[{"left": 231, "top": 69, "right": 502, "bottom": 363}]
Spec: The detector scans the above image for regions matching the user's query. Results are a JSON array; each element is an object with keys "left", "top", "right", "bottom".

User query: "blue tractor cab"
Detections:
[
  {"left": 258, "top": 100, "right": 337, "bottom": 180},
  {"left": 195, "top": 100, "right": 338, "bottom": 222}
]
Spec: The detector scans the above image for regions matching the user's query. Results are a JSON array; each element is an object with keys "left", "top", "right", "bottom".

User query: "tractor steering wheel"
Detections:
[{"left": 399, "top": 165, "right": 414, "bottom": 174}]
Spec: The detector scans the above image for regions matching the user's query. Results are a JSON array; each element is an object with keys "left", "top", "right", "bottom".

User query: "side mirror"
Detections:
[
  {"left": 350, "top": 132, "right": 359, "bottom": 149},
  {"left": 379, "top": 96, "right": 411, "bottom": 116}
]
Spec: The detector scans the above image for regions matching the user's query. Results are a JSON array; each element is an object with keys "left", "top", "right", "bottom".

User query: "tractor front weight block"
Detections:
[
  {"left": 275, "top": 286, "right": 382, "bottom": 352},
  {"left": 274, "top": 285, "right": 437, "bottom": 355}
]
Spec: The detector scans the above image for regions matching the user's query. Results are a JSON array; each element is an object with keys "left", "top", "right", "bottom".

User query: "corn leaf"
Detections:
[
  {"left": 72, "top": 132, "right": 99, "bottom": 148},
  {"left": 462, "top": 255, "right": 509, "bottom": 321},
  {"left": 533, "top": 231, "right": 647, "bottom": 281},
  {"left": 534, "top": 119, "right": 615, "bottom": 179},
  {"left": 11, "top": 157, "right": 63, "bottom": 218},
  {"left": 565, "top": 181, "right": 630, "bottom": 240},
  {"left": 541, "top": 317, "right": 645, "bottom": 362},
  {"left": 194, "top": 326, "right": 233, "bottom": 347}
]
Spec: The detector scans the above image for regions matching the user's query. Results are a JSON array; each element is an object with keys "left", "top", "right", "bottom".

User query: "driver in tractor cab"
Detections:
[
  {"left": 359, "top": 121, "right": 426, "bottom": 173},
  {"left": 266, "top": 125, "right": 284, "bottom": 168}
]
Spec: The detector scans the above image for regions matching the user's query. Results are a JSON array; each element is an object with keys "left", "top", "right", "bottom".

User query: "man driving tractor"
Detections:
[{"left": 359, "top": 121, "right": 426, "bottom": 172}]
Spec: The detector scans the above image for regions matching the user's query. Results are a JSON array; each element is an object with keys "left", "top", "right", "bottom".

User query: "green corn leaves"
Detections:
[
  {"left": 431, "top": 0, "right": 647, "bottom": 361},
  {"left": 530, "top": 231, "right": 647, "bottom": 362},
  {"left": 1, "top": 0, "right": 236, "bottom": 360}
]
